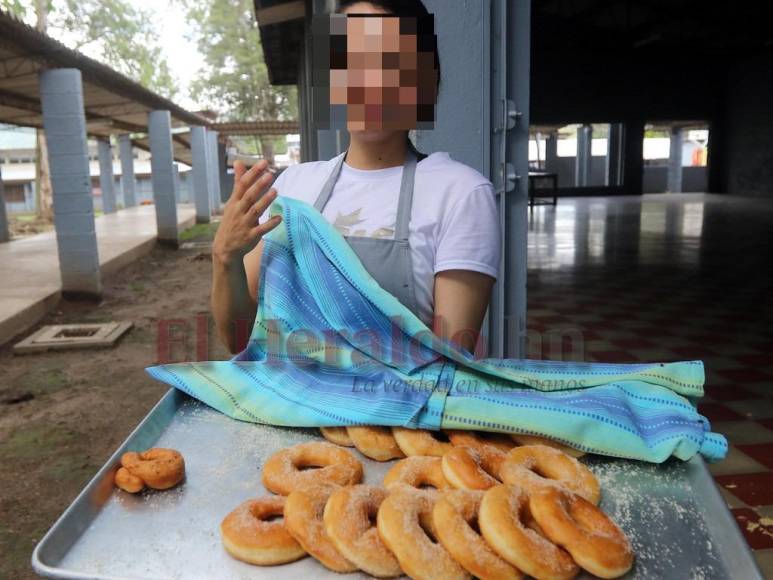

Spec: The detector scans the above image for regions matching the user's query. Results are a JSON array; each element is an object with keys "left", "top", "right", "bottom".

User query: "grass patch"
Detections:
[
  {"left": 0, "top": 423, "right": 78, "bottom": 462},
  {"left": 14, "top": 365, "right": 69, "bottom": 397},
  {"left": 11, "top": 213, "right": 37, "bottom": 222},
  {"left": 179, "top": 222, "right": 219, "bottom": 242}
]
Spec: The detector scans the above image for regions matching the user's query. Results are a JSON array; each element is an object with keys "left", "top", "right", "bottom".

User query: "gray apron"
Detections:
[{"left": 313, "top": 146, "right": 422, "bottom": 320}]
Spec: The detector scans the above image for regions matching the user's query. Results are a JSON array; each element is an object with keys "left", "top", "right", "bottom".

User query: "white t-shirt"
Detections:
[{"left": 263, "top": 151, "right": 501, "bottom": 326}]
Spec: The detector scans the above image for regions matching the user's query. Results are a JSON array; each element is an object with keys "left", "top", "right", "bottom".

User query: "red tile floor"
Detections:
[{"left": 525, "top": 193, "right": 773, "bottom": 576}]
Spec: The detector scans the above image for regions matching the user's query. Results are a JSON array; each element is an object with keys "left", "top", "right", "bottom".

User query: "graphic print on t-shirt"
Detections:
[{"left": 331, "top": 208, "right": 396, "bottom": 238}]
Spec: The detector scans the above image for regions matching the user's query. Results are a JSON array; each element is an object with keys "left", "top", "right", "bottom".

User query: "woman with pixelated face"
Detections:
[{"left": 214, "top": 0, "right": 502, "bottom": 359}]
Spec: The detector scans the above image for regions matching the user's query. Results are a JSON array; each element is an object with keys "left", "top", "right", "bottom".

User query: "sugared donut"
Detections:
[
  {"left": 433, "top": 489, "right": 523, "bottom": 580},
  {"left": 323, "top": 484, "right": 402, "bottom": 578},
  {"left": 262, "top": 441, "right": 363, "bottom": 495},
  {"left": 377, "top": 485, "right": 470, "bottom": 580},
  {"left": 510, "top": 433, "right": 585, "bottom": 458},
  {"left": 392, "top": 427, "right": 454, "bottom": 456},
  {"left": 220, "top": 497, "right": 306, "bottom": 566},
  {"left": 284, "top": 481, "right": 357, "bottom": 573},
  {"left": 320, "top": 427, "right": 354, "bottom": 447},
  {"left": 499, "top": 445, "right": 600, "bottom": 505},
  {"left": 114, "top": 448, "right": 185, "bottom": 493},
  {"left": 441, "top": 446, "right": 505, "bottom": 490},
  {"left": 383, "top": 456, "right": 451, "bottom": 492},
  {"left": 446, "top": 430, "right": 517, "bottom": 454},
  {"left": 347, "top": 426, "right": 405, "bottom": 461},
  {"left": 530, "top": 487, "right": 634, "bottom": 579},
  {"left": 479, "top": 484, "right": 579, "bottom": 580}
]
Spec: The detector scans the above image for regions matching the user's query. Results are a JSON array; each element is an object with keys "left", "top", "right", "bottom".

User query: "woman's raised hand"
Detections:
[{"left": 212, "top": 159, "right": 282, "bottom": 265}]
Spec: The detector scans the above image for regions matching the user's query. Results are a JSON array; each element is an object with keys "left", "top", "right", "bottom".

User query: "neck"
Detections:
[{"left": 345, "top": 132, "right": 408, "bottom": 169}]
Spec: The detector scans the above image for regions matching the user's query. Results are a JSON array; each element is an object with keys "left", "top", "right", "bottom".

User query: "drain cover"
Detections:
[{"left": 13, "top": 322, "right": 133, "bottom": 354}]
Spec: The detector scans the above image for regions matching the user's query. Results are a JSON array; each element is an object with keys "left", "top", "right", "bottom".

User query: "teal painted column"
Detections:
[
  {"left": 39, "top": 68, "right": 101, "bottom": 297},
  {"left": 118, "top": 133, "right": 137, "bottom": 207},
  {"left": 668, "top": 126, "right": 684, "bottom": 193},
  {"left": 575, "top": 123, "right": 592, "bottom": 187},
  {"left": 218, "top": 139, "right": 231, "bottom": 203},
  {"left": 207, "top": 129, "right": 222, "bottom": 213},
  {"left": 190, "top": 125, "right": 211, "bottom": 224},
  {"left": 0, "top": 161, "right": 9, "bottom": 242},
  {"left": 606, "top": 123, "right": 623, "bottom": 187},
  {"left": 173, "top": 163, "right": 181, "bottom": 203},
  {"left": 148, "top": 110, "right": 179, "bottom": 246},
  {"left": 97, "top": 137, "right": 117, "bottom": 213}
]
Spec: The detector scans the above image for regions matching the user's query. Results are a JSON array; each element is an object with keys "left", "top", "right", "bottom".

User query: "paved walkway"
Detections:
[{"left": 0, "top": 204, "right": 196, "bottom": 347}]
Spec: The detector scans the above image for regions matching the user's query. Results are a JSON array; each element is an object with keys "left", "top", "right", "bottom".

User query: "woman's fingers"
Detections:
[
  {"left": 249, "top": 214, "right": 282, "bottom": 239},
  {"left": 232, "top": 159, "right": 269, "bottom": 202},
  {"left": 246, "top": 187, "right": 277, "bottom": 220},
  {"left": 239, "top": 170, "right": 274, "bottom": 212},
  {"left": 233, "top": 160, "right": 246, "bottom": 182}
]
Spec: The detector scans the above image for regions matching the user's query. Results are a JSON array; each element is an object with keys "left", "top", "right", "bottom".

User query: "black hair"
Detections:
[{"left": 335, "top": 0, "right": 441, "bottom": 92}]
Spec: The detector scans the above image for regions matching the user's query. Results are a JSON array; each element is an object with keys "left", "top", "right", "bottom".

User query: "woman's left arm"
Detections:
[{"left": 433, "top": 269, "right": 496, "bottom": 354}]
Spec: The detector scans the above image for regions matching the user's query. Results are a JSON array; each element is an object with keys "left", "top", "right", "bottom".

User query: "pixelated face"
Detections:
[{"left": 312, "top": 7, "right": 438, "bottom": 133}]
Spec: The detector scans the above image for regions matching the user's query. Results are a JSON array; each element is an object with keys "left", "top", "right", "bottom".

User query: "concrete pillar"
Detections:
[
  {"left": 218, "top": 139, "right": 231, "bottom": 202},
  {"left": 606, "top": 123, "right": 623, "bottom": 186},
  {"left": 575, "top": 123, "right": 592, "bottom": 187},
  {"left": 0, "top": 161, "right": 9, "bottom": 242},
  {"left": 207, "top": 130, "right": 222, "bottom": 213},
  {"left": 148, "top": 110, "right": 179, "bottom": 246},
  {"left": 622, "top": 119, "right": 645, "bottom": 195},
  {"left": 545, "top": 132, "right": 559, "bottom": 176},
  {"left": 39, "top": 68, "right": 101, "bottom": 297},
  {"left": 173, "top": 163, "right": 181, "bottom": 203},
  {"left": 97, "top": 137, "right": 117, "bottom": 214},
  {"left": 668, "top": 126, "right": 683, "bottom": 193},
  {"left": 190, "top": 125, "right": 211, "bottom": 224},
  {"left": 118, "top": 134, "right": 137, "bottom": 208}
]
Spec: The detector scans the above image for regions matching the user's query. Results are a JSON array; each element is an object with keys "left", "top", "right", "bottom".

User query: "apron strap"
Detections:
[
  {"left": 312, "top": 144, "right": 418, "bottom": 242},
  {"left": 312, "top": 151, "right": 346, "bottom": 213},
  {"left": 394, "top": 146, "right": 417, "bottom": 242}
]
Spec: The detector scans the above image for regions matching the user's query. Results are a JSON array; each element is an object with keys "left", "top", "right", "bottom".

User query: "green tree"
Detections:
[
  {"left": 0, "top": 0, "right": 177, "bottom": 98},
  {"left": 183, "top": 0, "right": 297, "bottom": 161}
]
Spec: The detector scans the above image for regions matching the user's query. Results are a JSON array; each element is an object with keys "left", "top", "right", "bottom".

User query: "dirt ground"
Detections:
[{"left": 0, "top": 221, "right": 231, "bottom": 579}]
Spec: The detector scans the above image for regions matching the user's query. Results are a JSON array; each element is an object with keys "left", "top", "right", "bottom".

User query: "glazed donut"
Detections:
[
  {"left": 377, "top": 485, "right": 470, "bottom": 580},
  {"left": 114, "top": 448, "right": 185, "bottom": 493},
  {"left": 530, "top": 486, "right": 634, "bottom": 579},
  {"left": 446, "top": 430, "right": 517, "bottom": 454},
  {"left": 499, "top": 444, "right": 600, "bottom": 505},
  {"left": 510, "top": 433, "right": 585, "bottom": 458},
  {"left": 284, "top": 481, "right": 357, "bottom": 573},
  {"left": 441, "top": 446, "right": 505, "bottom": 490},
  {"left": 220, "top": 497, "right": 306, "bottom": 566},
  {"left": 383, "top": 456, "right": 451, "bottom": 492},
  {"left": 320, "top": 427, "right": 354, "bottom": 447},
  {"left": 433, "top": 489, "right": 523, "bottom": 580},
  {"left": 323, "top": 484, "right": 402, "bottom": 578},
  {"left": 347, "top": 426, "right": 405, "bottom": 461},
  {"left": 479, "top": 484, "right": 579, "bottom": 580},
  {"left": 262, "top": 441, "right": 363, "bottom": 496},
  {"left": 392, "top": 427, "right": 454, "bottom": 456}
]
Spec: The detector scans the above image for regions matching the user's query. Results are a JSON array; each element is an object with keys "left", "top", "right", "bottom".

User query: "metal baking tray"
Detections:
[{"left": 32, "top": 388, "right": 763, "bottom": 579}]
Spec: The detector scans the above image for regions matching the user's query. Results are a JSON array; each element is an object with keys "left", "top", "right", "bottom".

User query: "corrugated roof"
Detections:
[{"left": 0, "top": 9, "right": 212, "bottom": 165}]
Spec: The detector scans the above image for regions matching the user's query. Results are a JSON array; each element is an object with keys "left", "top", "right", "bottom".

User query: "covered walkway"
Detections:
[{"left": 0, "top": 203, "right": 195, "bottom": 346}]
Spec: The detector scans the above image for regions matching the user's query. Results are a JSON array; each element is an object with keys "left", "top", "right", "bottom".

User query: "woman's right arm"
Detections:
[{"left": 211, "top": 159, "right": 282, "bottom": 353}]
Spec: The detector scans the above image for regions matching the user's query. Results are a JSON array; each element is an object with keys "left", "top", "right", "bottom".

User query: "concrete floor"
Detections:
[
  {"left": 526, "top": 192, "right": 773, "bottom": 575},
  {"left": 0, "top": 204, "right": 196, "bottom": 347}
]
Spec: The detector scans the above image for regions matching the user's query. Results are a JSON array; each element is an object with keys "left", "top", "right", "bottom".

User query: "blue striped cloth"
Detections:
[{"left": 146, "top": 195, "right": 727, "bottom": 463}]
